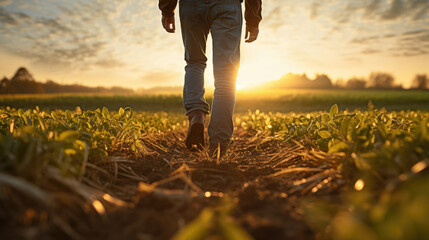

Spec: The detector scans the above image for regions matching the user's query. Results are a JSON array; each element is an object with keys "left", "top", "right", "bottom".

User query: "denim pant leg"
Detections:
[
  {"left": 179, "top": 1, "right": 210, "bottom": 115},
  {"left": 208, "top": 1, "right": 243, "bottom": 143}
]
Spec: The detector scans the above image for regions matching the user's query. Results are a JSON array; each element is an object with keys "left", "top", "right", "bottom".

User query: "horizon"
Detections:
[
  {"left": 3, "top": 66, "right": 427, "bottom": 92},
  {"left": 1, "top": 0, "right": 429, "bottom": 89}
]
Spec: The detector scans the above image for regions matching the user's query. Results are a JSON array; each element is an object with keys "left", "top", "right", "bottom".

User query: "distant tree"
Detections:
[
  {"left": 1, "top": 77, "right": 9, "bottom": 94},
  {"left": 11, "top": 79, "right": 45, "bottom": 94},
  {"left": 345, "top": 77, "right": 367, "bottom": 89},
  {"left": 43, "top": 80, "right": 64, "bottom": 93},
  {"left": 394, "top": 84, "right": 403, "bottom": 90},
  {"left": 1, "top": 77, "right": 7, "bottom": 91},
  {"left": 334, "top": 78, "right": 346, "bottom": 88},
  {"left": 110, "top": 86, "right": 134, "bottom": 94},
  {"left": 312, "top": 74, "right": 333, "bottom": 89},
  {"left": 11, "top": 67, "right": 36, "bottom": 82},
  {"left": 368, "top": 72, "right": 395, "bottom": 89},
  {"left": 264, "top": 73, "right": 311, "bottom": 89},
  {"left": 411, "top": 74, "right": 428, "bottom": 90},
  {"left": 4, "top": 67, "right": 44, "bottom": 94},
  {"left": 2, "top": 67, "right": 135, "bottom": 94}
]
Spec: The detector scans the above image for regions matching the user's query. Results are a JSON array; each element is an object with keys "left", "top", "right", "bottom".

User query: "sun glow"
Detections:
[
  {"left": 236, "top": 52, "right": 287, "bottom": 90},
  {"left": 236, "top": 84, "right": 246, "bottom": 90}
]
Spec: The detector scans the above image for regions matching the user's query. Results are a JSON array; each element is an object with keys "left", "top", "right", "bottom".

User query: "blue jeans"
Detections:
[{"left": 179, "top": 0, "right": 242, "bottom": 144}]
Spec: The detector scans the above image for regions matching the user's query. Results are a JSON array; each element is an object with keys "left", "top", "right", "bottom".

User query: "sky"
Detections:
[{"left": 0, "top": 0, "right": 428, "bottom": 89}]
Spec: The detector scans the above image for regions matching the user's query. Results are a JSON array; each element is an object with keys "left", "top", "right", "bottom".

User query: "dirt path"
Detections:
[{"left": 2, "top": 128, "right": 345, "bottom": 240}]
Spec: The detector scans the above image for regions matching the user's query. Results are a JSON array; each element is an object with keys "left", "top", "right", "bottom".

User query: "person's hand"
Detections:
[
  {"left": 245, "top": 26, "right": 259, "bottom": 43},
  {"left": 162, "top": 15, "right": 175, "bottom": 33}
]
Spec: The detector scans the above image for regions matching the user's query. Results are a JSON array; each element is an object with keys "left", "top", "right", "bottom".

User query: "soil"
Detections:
[{"left": 0, "top": 127, "right": 345, "bottom": 240}]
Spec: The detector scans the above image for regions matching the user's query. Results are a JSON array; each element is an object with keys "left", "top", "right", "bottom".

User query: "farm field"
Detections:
[
  {"left": 1, "top": 89, "right": 429, "bottom": 113},
  {"left": 1, "top": 97, "right": 428, "bottom": 239},
  {"left": 2, "top": 0, "right": 429, "bottom": 238}
]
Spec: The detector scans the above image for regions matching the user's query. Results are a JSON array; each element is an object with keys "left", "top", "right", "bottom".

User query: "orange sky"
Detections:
[{"left": 0, "top": 0, "right": 428, "bottom": 89}]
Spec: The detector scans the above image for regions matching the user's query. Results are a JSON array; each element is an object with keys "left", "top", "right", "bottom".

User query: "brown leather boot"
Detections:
[
  {"left": 209, "top": 141, "right": 229, "bottom": 160},
  {"left": 185, "top": 110, "right": 206, "bottom": 151}
]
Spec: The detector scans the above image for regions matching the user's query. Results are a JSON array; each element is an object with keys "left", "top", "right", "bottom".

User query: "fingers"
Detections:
[
  {"left": 168, "top": 17, "right": 176, "bottom": 32},
  {"left": 245, "top": 35, "right": 257, "bottom": 43},
  {"left": 165, "top": 22, "right": 175, "bottom": 33},
  {"left": 162, "top": 16, "right": 167, "bottom": 30},
  {"left": 245, "top": 28, "right": 259, "bottom": 43},
  {"left": 162, "top": 16, "right": 175, "bottom": 33},
  {"left": 171, "top": 20, "right": 176, "bottom": 32}
]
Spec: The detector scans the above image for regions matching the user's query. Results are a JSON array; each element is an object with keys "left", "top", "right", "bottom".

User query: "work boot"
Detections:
[
  {"left": 209, "top": 141, "right": 229, "bottom": 160},
  {"left": 185, "top": 110, "right": 206, "bottom": 151}
]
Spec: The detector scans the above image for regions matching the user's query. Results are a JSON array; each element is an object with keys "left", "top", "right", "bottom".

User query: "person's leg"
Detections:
[
  {"left": 179, "top": 0, "right": 210, "bottom": 115},
  {"left": 208, "top": 0, "right": 242, "bottom": 146}
]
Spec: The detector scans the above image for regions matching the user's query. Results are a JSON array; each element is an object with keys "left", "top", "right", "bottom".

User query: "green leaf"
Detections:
[
  {"left": 352, "top": 153, "right": 371, "bottom": 171},
  {"left": 102, "top": 107, "right": 110, "bottom": 118},
  {"left": 340, "top": 117, "right": 352, "bottom": 139},
  {"left": 64, "top": 148, "right": 77, "bottom": 155},
  {"left": 321, "top": 113, "right": 330, "bottom": 123},
  {"left": 328, "top": 142, "right": 348, "bottom": 153},
  {"left": 420, "top": 119, "right": 428, "bottom": 140},
  {"left": 65, "top": 110, "right": 72, "bottom": 121},
  {"left": 318, "top": 130, "right": 331, "bottom": 138},
  {"left": 316, "top": 138, "right": 329, "bottom": 151},
  {"left": 25, "top": 116, "right": 32, "bottom": 126},
  {"left": 219, "top": 218, "right": 253, "bottom": 240},
  {"left": 330, "top": 104, "right": 339, "bottom": 118},
  {"left": 376, "top": 124, "right": 388, "bottom": 141},
  {"left": 38, "top": 116, "right": 47, "bottom": 132},
  {"left": 172, "top": 209, "right": 213, "bottom": 240},
  {"left": 119, "top": 107, "right": 125, "bottom": 116},
  {"left": 59, "top": 130, "right": 81, "bottom": 141},
  {"left": 75, "top": 106, "right": 82, "bottom": 114}
]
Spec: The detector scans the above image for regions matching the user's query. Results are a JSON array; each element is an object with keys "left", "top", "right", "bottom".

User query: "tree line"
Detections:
[
  {"left": 264, "top": 72, "right": 428, "bottom": 90},
  {"left": 0, "top": 67, "right": 134, "bottom": 95},
  {"left": 1, "top": 67, "right": 428, "bottom": 95}
]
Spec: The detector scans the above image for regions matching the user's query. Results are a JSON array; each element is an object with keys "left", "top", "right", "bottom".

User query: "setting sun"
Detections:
[
  {"left": 236, "top": 84, "right": 245, "bottom": 90},
  {"left": 237, "top": 53, "right": 287, "bottom": 89}
]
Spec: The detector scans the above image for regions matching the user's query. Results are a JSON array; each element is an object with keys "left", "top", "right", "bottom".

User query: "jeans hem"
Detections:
[
  {"left": 186, "top": 108, "right": 210, "bottom": 116},
  {"left": 208, "top": 139, "right": 231, "bottom": 144}
]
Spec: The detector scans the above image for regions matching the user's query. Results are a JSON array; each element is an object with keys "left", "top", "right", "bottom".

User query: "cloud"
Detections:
[
  {"left": 310, "top": 2, "right": 320, "bottom": 19},
  {"left": 396, "top": 30, "right": 429, "bottom": 56},
  {"left": 333, "top": 0, "right": 429, "bottom": 23},
  {"left": 0, "top": 0, "right": 12, "bottom": 6},
  {"left": 361, "top": 48, "right": 381, "bottom": 54},
  {"left": 349, "top": 29, "right": 429, "bottom": 57},
  {"left": 350, "top": 36, "right": 380, "bottom": 44},
  {"left": 37, "top": 18, "right": 72, "bottom": 33},
  {"left": 0, "top": 7, "right": 16, "bottom": 25},
  {"left": 94, "top": 58, "right": 125, "bottom": 68},
  {"left": 364, "top": 0, "right": 382, "bottom": 17},
  {"left": 0, "top": 1, "right": 153, "bottom": 70},
  {"left": 262, "top": 6, "right": 283, "bottom": 31},
  {"left": 402, "top": 29, "right": 428, "bottom": 36},
  {"left": 302, "top": 0, "right": 429, "bottom": 58}
]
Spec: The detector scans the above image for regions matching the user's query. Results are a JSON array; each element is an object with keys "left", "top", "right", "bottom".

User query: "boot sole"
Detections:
[{"left": 185, "top": 123, "right": 205, "bottom": 151}]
